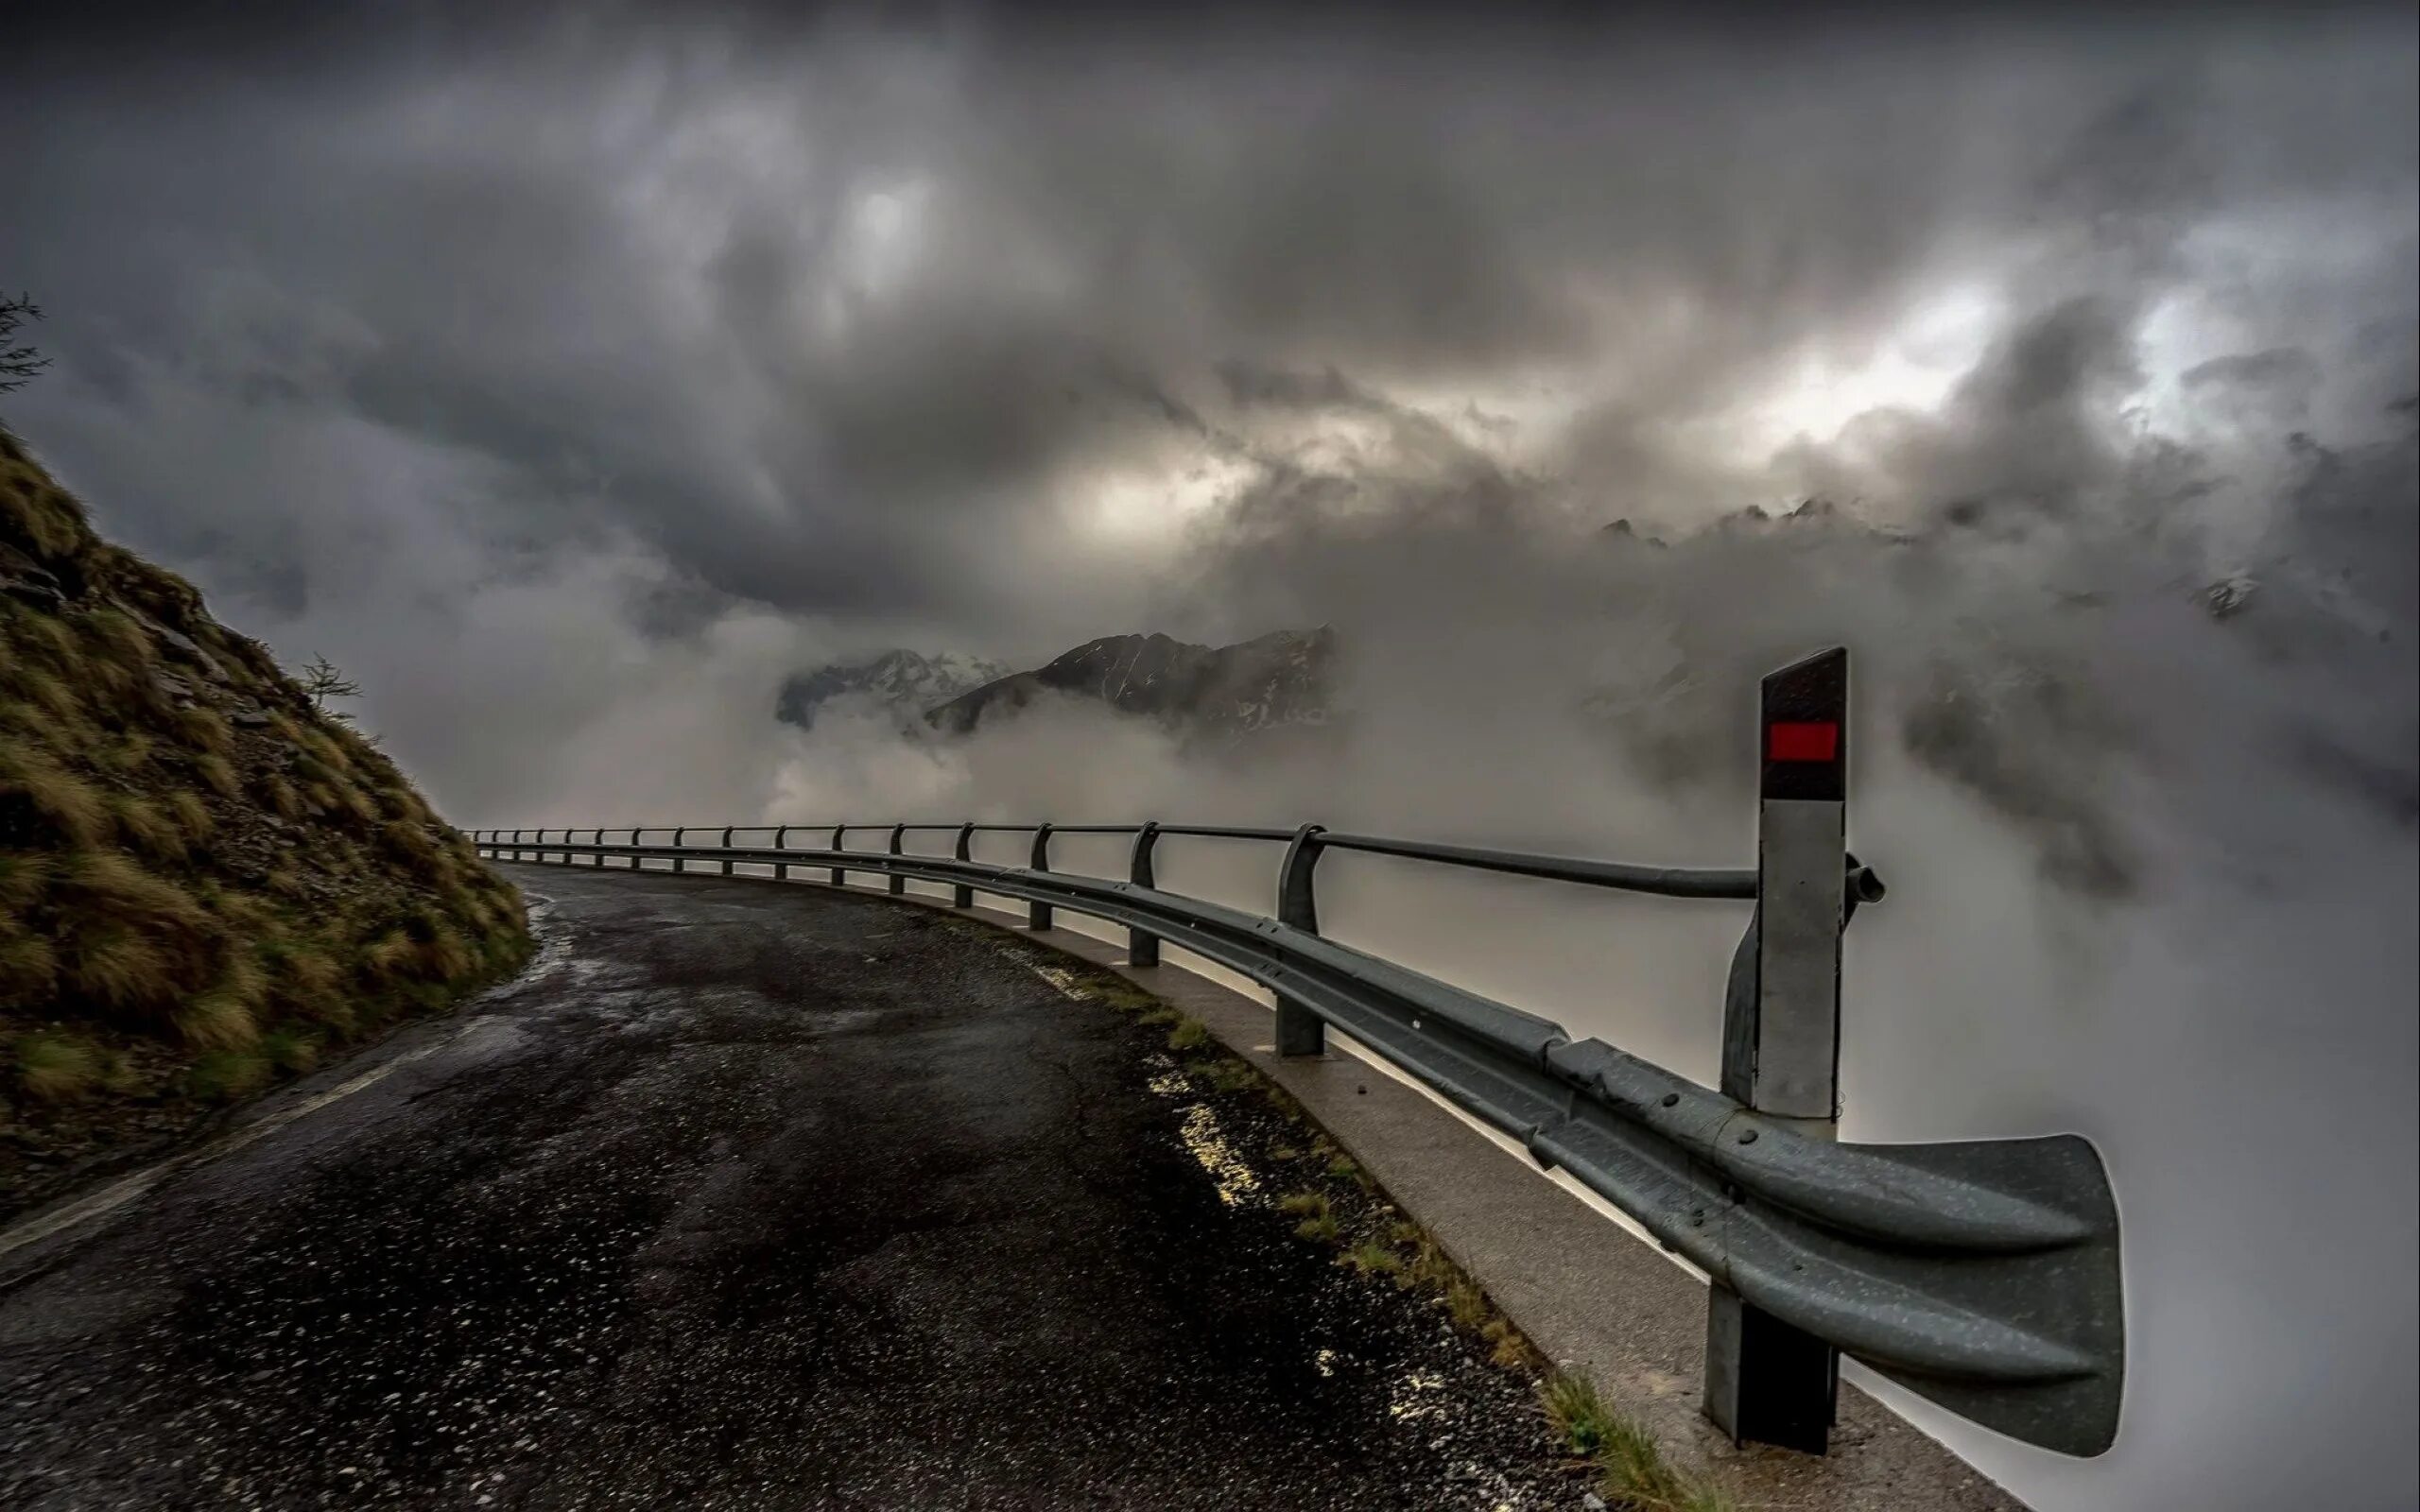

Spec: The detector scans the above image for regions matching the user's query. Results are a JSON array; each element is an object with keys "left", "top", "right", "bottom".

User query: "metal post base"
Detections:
[
  {"left": 1274, "top": 997, "right": 1325, "bottom": 1057},
  {"left": 1704, "top": 1285, "right": 1837, "bottom": 1454}
]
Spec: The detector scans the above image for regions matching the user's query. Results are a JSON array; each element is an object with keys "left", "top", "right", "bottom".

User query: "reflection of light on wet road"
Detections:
[
  {"left": 1389, "top": 1368, "right": 1450, "bottom": 1422},
  {"left": 1177, "top": 1104, "right": 1259, "bottom": 1206},
  {"left": 1137, "top": 1053, "right": 1260, "bottom": 1206},
  {"left": 1026, "top": 962, "right": 1084, "bottom": 997}
]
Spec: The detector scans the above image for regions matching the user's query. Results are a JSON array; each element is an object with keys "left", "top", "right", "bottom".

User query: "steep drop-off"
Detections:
[{"left": 0, "top": 428, "right": 527, "bottom": 1216}]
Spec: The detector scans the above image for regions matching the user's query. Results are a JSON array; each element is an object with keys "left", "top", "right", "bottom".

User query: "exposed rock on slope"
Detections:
[{"left": 0, "top": 428, "right": 527, "bottom": 1216}]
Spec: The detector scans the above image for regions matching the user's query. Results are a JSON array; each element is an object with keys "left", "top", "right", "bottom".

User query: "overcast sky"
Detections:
[
  {"left": 4, "top": 2, "right": 2412, "bottom": 817},
  {"left": 5, "top": 6, "right": 2416, "bottom": 1507}
]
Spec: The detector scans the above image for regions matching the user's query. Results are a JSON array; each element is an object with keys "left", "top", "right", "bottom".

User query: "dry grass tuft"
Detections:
[
  {"left": 360, "top": 928, "right": 417, "bottom": 982},
  {"left": 1535, "top": 1369, "right": 1740, "bottom": 1512},
  {"left": 56, "top": 850, "right": 207, "bottom": 931},
  {"left": 193, "top": 751, "right": 240, "bottom": 799},
  {"left": 175, "top": 993, "right": 261, "bottom": 1051},
  {"left": 260, "top": 1025, "right": 320, "bottom": 1074},
  {"left": 85, "top": 605, "right": 155, "bottom": 671},
  {"left": 14, "top": 1032, "right": 99, "bottom": 1101},
  {"left": 60, "top": 925, "right": 180, "bottom": 1013},
  {"left": 1202, "top": 1056, "right": 1260, "bottom": 1092},
  {"left": 0, "top": 749, "right": 109, "bottom": 846},
  {"left": 97, "top": 732, "right": 155, "bottom": 776},
  {"left": 0, "top": 850, "right": 53, "bottom": 911},
  {"left": 1341, "top": 1240, "right": 1404, "bottom": 1278},
  {"left": 3, "top": 657, "right": 83, "bottom": 724},
  {"left": 110, "top": 793, "right": 186, "bottom": 862},
  {"left": 164, "top": 788, "right": 214, "bottom": 844},
  {"left": 1442, "top": 1277, "right": 1493, "bottom": 1331},
  {"left": 418, "top": 924, "right": 474, "bottom": 983},
  {"left": 336, "top": 782, "right": 381, "bottom": 826},
  {"left": 186, "top": 1048, "right": 272, "bottom": 1102},
  {"left": 1279, "top": 1191, "right": 1340, "bottom": 1243},
  {"left": 0, "top": 926, "right": 59, "bottom": 997},
  {"left": 1542, "top": 1370, "right": 1616, "bottom": 1457},
  {"left": 5, "top": 471, "right": 94, "bottom": 557},
  {"left": 178, "top": 705, "right": 233, "bottom": 757},
  {"left": 1483, "top": 1316, "right": 1543, "bottom": 1371}
]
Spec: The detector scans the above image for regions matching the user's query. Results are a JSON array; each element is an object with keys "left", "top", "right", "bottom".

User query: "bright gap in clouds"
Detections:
[
  {"left": 1749, "top": 282, "right": 2004, "bottom": 455},
  {"left": 1080, "top": 452, "right": 1260, "bottom": 545}
]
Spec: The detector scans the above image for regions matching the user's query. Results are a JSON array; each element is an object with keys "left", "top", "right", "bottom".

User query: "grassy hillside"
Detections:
[{"left": 0, "top": 427, "right": 527, "bottom": 1214}]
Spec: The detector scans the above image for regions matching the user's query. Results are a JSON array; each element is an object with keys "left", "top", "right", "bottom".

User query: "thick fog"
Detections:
[{"left": 4, "top": 5, "right": 2413, "bottom": 1507}]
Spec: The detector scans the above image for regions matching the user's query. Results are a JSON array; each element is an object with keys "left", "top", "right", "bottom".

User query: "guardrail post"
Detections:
[
  {"left": 674, "top": 826, "right": 687, "bottom": 874},
  {"left": 830, "top": 825, "right": 847, "bottom": 887},
  {"left": 952, "top": 823, "right": 975, "bottom": 907},
  {"left": 774, "top": 825, "right": 790, "bottom": 881},
  {"left": 628, "top": 826, "right": 644, "bottom": 869},
  {"left": 1274, "top": 824, "right": 1327, "bottom": 1056},
  {"left": 1127, "top": 821, "right": 1163, "bottom": 967},
  {"left": 1028, "top": 825, "right": 1054, "bottom": 930},
  {"left": 513, "top": 828, "right": 527, "bottom": 862},
  {"left": 720, "top": 826, "right": 735, "bottom": 875},
  {"left": 1705, "top": 646, "right": 1848, "bottom": 1455},
  {"left": 889, "top": 824, "right": 908, "bottom": 895}
]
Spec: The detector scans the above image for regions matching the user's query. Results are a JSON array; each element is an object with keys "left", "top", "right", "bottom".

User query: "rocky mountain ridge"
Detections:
[
  {"left": 775, "top": 648, "right": 1011, "bottom": 731},
  {"left": 925, "top": 627, "right": 1335, "bottom": 740}
]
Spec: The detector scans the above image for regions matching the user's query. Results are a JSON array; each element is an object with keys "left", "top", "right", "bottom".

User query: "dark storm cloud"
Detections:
[{"left": 0, "top": 3, "right": 2410, "bottom": 794}]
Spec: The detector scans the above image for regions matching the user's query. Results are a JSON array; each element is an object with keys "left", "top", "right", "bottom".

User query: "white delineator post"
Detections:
[{"left": 1704, "top": 645, "right": 1848, "bottom": 1455}]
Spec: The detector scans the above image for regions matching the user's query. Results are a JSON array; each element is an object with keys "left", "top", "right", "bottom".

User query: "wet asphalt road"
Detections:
[{"left": 0, "top": 867, "right": 1579, "bottom": 1510}]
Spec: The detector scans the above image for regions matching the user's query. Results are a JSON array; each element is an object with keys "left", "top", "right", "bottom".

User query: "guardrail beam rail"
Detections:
[{"left": 472, "top": 646, "right": 2124, "bottom": 1460}]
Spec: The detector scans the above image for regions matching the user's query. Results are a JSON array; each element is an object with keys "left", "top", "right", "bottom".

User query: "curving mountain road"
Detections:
[{"left": 0, "top": 867, "right": 1581, "bottom": 1510}]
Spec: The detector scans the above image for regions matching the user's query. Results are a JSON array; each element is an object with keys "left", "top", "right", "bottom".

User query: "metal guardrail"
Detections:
[{"left": 472, "top": 648, "right": 2123, "bottom": 1458}]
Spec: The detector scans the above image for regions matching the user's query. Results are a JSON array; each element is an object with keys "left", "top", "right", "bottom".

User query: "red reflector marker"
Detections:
[{"left": 1768, "top": 720, "right": 1840, "bottom": 763}]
